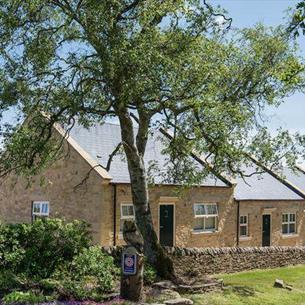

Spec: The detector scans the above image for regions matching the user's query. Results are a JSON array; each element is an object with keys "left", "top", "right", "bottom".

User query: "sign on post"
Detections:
[
  {"left": 122, "top": 247, "right": 137, "bottom": 275},
  {"left": 120, "top": 245, "right": 143, "bottom": 301}
]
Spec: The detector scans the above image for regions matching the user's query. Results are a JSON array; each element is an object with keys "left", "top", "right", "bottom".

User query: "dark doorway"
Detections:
[
  {"left": 159, "top": 205, "right": 174, "bottom": 247},
  {"left": 262, "top": 214, "right": 271, "bottom": 247}
]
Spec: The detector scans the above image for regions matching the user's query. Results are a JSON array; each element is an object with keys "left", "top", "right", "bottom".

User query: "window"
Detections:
[
  {"left": 193, "top": 203, "right": 218, "bottom": 232},
  {"left": 239, "top": 215, "right": 248, "bottom": 237},
  {"left": 120, "top": 203, "right": 135, "bottom": 232},
  {"left": 282, "top": 213, "right": 296, "bottom": 234},
  {"left": 32, "top": 201, "right": 49, "bottom": 220}
]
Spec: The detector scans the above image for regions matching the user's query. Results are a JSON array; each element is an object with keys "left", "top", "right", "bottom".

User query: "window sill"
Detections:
[
  {"left": 239, "top": 236, "right": 252, "bottom": 241},
  {"left": 281, "top": 233, "right": 299, "bottom": 239},
  {"left": 192, "top": 229, "right": 218, "bottom": 235}
]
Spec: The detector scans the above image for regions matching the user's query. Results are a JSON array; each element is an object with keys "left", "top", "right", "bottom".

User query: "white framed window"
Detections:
[
  {"left": 120, "top": 203, "right": 135, "bottom": 232},
  {"left": 282, "top": 213, "right": 296, "bottom": 235},
  {"left": 193, "top": 203, "right": 218, "bottom": 232},
  {"left": 239, "top": 215, "right": 248, "bottom": 237},
  {"left": 32, "top": 201, "right": 49, "bottom": 220}
]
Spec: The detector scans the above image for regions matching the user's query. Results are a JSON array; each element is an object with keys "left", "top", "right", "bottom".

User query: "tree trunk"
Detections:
[{"left": 117, "top": 111, "right": 174, "bottom": 279}]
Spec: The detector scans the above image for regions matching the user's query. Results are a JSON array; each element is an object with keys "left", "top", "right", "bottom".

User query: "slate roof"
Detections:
[
  {"left": 69, "top": 122, "right": 227, "bottom": 187},
  {"left": 68, "top": 122, "right": 305, "bottom": 200},
  {"left": 280, "top": 167, "right": 305, "bottom": 194},
  {"left": 234, "top": 166, "right": 303, "bottom": 201}
]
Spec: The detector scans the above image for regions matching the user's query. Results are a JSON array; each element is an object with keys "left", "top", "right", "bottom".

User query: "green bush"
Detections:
[
  {"left": 71, "top": 246, "right": 119, "bottom": 290},
  {"left": 49, "top": 246, "right": 119, "bottom": 300},
  {"left": 0, "top": 271, "right": 24, "bottom": 292},
  {"left": 56, "top": 276, "right": 102, "bottom": 301},
  {"left": 2, "top": 291, "right": 53, "bottom": 305},
  {"left": 0, "top": 219, "right": 91, "bottom": 279},
  {"left": 144, "top": 259, "right": 158, "bottom": 285},
  {"left": 0, "top": 223, "right": 26, "bottom": 271},
  {"left": 0, "top": 220, "right": 119, "bottom": 301}
]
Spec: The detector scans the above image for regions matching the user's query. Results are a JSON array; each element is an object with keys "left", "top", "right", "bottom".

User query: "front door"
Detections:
[
  {"left": 159, "top": 205, "right": 174, "bottom": 247},
  {"left": 262, "top": 214, "right": 271, "bottom": 247}
]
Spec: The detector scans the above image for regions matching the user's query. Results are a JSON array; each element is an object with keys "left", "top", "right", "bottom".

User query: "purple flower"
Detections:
[{"left": 37, "top": 297, "right": 125, "bottom": 305}]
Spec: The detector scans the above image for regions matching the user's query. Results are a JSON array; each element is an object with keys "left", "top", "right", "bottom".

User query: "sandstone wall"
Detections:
[
  {"left": 239, "top": 200, "right": 305, "bottom": 247},
  {"left": 0, "top": 138, "right": 108, "bottom": 244},
  {"left": 114, "top": 184, "right": 236, "bottom": 248}
]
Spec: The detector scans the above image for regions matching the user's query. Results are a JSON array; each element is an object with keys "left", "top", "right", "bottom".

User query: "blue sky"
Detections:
[
  {"left": 1, "top": 1, "right": 304, "bottom": 135},
  {"left": 213, "top": 0, "right": 305, "bottom": 134}
]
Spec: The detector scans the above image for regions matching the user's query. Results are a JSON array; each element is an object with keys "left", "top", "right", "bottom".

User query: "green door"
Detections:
[
  {"left": 262, "top": 214, "right": 271, "bottom": 246},
  {"left": 159, "top": 205, "right": 174, "bottom": 247}
]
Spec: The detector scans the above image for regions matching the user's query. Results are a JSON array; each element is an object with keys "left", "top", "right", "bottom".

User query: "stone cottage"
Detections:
[
  {"left": 1, "top": 122, "right": 305, "bottom": 248},
  {"left": 235, "top": 165, "right": 305, "bottom": 247}
]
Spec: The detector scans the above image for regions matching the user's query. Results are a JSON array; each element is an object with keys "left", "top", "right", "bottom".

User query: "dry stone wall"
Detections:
[{"left": 103, "top": 246, "right": 305, "bottom": 275}]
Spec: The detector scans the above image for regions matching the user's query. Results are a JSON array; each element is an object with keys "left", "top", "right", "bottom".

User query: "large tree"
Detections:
[{"left": 0, "top": 0, "right": 304, "bottom": 277}]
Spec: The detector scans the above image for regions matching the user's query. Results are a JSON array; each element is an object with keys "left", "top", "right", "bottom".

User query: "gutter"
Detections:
[
  {"left": 113, "top": 184, "right": 117, "bottom": 246},
  {"left": 236, "top": 200, "right": 240, "bottom": 247}
]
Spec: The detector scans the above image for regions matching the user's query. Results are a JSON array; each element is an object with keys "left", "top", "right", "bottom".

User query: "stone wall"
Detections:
[
  {"left": 103, "top": 246, "right": 305, "bottom": 275},
  {"left": 167, "top": 246, "right": 305, "bottom": 275}
]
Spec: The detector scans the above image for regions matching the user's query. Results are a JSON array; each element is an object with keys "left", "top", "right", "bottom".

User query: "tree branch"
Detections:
[
  {"left": 203, "top": 0, "right": 232, "bottom": 30},
  {"left": 116, "top": 0, "right": 142, "bottom": 22},
  {"left": 103, "top": 142, "right": 123, "bottom": 171}
]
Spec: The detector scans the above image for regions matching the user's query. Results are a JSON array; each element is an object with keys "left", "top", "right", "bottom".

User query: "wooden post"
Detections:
[
  {"left": 120, "top": 246, "right": 144, "bottom": 301},
  {"left": 120, "top": 220, "right": 144, "bottom": 302}
]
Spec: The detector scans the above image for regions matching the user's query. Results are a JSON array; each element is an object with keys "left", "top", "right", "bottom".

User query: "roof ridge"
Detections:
[{"left": 248, "top": 155, "right": 305, "bottom": 200}]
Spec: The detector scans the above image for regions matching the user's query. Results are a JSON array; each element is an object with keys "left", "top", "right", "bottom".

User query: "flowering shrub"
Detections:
[{"left": 1, "top": 295, "right": 125, "bottom": 305}]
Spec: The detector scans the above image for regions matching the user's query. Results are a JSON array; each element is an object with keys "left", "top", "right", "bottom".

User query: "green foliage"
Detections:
[
  {"left": 0, "top": 221, "right": 118, "bottom": 302},
  {"left": 0, "top": 223, "right": 25, "bottom": 272},
  {"left": 2, "top": 291, "right": 52, "bottom": 305},
  {"left": 70, "top": 246, "right": 119, "bottom": 291},
  {"left": 144, "top": 259, "right": 158, "bottom": 285},
  {"left": 0, "top": 0, "right": 304, "bottom": 183},
  {"left": 0, "top": 271, "right": 23, "bottom": 292},
  {"left": 39, "top": 278, "right": 61, "bottom": 294},
  {"left": 289, "top": 1, "right": 305, "bottom": 37},
  {"left": 51, "top": 246, "right": 118, "bottom": 299},
  {"left": 0, "top": 0, "right": 304, "bottom": 277},
  {"left": 40, "top": 246, "right": 119, "bottom": 300},
  {"left": 0, "top": 219, "right": 91, "bottom": 279}
]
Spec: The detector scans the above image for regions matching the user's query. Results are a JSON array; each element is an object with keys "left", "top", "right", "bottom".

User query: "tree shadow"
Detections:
[{"left": 225, "top": 285, "right": 256, "bottom": 297}]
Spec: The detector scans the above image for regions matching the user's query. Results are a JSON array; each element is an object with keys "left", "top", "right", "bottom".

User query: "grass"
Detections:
[{"left": 187, "top": 265, "right": 305, "bottom": 305}]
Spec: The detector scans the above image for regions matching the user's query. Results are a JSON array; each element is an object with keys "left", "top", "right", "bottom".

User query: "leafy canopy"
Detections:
[
  {"left": 0, "top": 0, "right": 304, "bottom": 182},
  {"left": 289, "top": 1, "right": 305, "bottom": 37}
]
